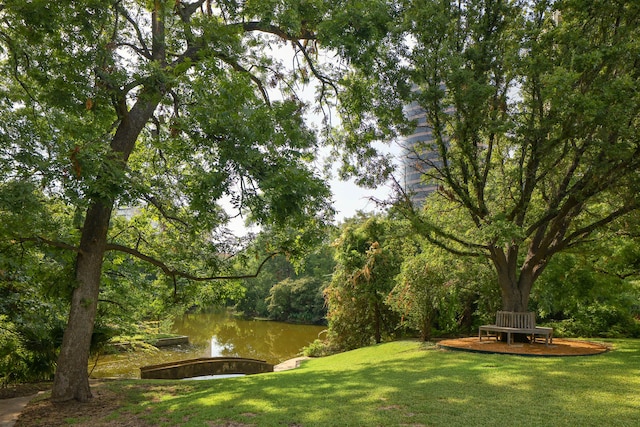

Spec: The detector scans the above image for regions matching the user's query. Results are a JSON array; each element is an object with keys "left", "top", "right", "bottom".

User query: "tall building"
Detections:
[{"left": 402, "top": 100, "right": 439, "bottom": 207}]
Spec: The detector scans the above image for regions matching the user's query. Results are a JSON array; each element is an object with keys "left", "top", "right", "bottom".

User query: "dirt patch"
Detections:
[
  {"left": 0, "top": 383, "right": 52, "bottom": 400},
  {"left": 438, "top": 337, "right": 609, "bottom": 356},
  {"left": 13, "top": 384, "right": 151, "bottom": 427},
  {"left": 206, "top": 421, "right": 256, "bottom": 427}
]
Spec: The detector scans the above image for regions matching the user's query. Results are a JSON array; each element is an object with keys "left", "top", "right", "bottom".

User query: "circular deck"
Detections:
[{"left": 438, "top": 337, "right": 609, "bottom": 356}]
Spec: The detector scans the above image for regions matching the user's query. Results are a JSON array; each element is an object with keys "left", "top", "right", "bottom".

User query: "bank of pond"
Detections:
[{"left": 91, "top": 310, "right": 325, "bottom": 379}]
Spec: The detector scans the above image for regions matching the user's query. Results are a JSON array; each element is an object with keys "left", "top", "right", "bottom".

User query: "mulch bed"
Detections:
[
  {"left": 13, "top": 385, "right": 150, "bottom": 427},
  {"left": 0, "top": 383, "right": 52, "bottom": 400},
  {"left": 437, "top": 337, "right": 610, "bottom": 356}
]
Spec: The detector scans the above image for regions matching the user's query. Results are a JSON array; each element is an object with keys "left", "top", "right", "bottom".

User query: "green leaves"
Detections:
[
  {"left": 326, "top": 0, "right": 640, "bottom": 312},
  {"left": 387, "top": 250, "right": 454, "bottom": 340},
  {"left": 244, "top": 0, "right": 327, "bottom": 35},
  {"left": 325, "top": 215, "right": 403, "bottom": 350}
]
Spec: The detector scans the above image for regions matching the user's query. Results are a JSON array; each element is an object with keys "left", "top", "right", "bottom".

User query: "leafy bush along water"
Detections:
[
  {"left": 266, "top": 277, "right": 326, "bottom": 324},
  {"left": 302, "top": 337, "right": 333, "bottom": 357},
  {"left": 233, "top": 245, "right": 335, "bottom": 323}
]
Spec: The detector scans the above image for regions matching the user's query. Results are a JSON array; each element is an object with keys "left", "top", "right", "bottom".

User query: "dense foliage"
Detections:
[
  {"left": 532, "top": 224, "right": 640, "bottom": 337},
  {"left": 233, "top": 243, "right": 334, "bottom": 323},
  {"left": 323, "top": 215, "right": 404, "bottom": 351},
  {"left": 388, "top": 251, "right": 460, "bottom": 341},
  {"left": 266, "top": 277, "right": 325, "bottom": 323},
  {"left": 2, "top": 0, "right": 640, "bottom": 390},
  {"left": 316, "top": 211, "right": 639, "bottom": 354},
  {"left": 0, "top": 0, "right": 351, "bottom": 400},
  {"left": 333, "top": 0, "right": 640, "bottom": 313}
]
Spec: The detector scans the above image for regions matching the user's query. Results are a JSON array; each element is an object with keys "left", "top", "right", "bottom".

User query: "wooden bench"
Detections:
[{"left": 478, "top": 311, "right": 553, "bottom": 346}]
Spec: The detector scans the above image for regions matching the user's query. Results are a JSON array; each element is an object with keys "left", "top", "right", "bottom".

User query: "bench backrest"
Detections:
[{"left": 495, "top": 311, "right": 536, "bottom": 329}]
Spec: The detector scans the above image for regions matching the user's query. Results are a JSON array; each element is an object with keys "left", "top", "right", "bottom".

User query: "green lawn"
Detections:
[{"left": 105, "top": 339, "right": 640, "bottom": 426}]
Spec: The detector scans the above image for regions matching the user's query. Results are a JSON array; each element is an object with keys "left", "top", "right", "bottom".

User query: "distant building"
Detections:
[
  {"left": 116, "top": 206, "right": 140, "bottom": 220},
  {"left": 402, "top": 99, "right": 439, "bottom": 207}
]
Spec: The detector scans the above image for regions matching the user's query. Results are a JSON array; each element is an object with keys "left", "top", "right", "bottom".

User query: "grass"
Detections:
[{"left": 97, "top": 339, "right": 639, "bottom": 426}]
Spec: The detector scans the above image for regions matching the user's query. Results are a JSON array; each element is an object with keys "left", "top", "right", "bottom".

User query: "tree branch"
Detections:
[
  {"left": 391, "top": 177, "right": 486, "bottom": 256},
  {"left": 240, "top": 21, "right": 316, "bottom": 42},
  {"left": 143, "top": 194, "right": 190, "bottom": 227},
  {"left": 292, "top": 39, "right": 338, "bottom": 95},
  {"left": 105, "top": 243, "right": 282, "bottom": 281},
  {"left": 214, "top": 51, "right": 271, "bottom": 105},
  {"left": 558, "top": 203, "right": 640, "bottom": 253},
  {"left": 13, "top": 236, "right": 81, "bottom": 253},
  {"left": 116, "top": 3, "right": 151, "bottom": 59}
]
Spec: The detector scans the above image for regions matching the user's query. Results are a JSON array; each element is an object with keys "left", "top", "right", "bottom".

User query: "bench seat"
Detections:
[{"left": 478, "top": 312, "right": 553, "bottom": 346}]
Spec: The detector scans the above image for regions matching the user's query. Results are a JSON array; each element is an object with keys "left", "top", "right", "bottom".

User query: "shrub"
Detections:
[{"left": 302, "top": 337, "right": 334, "bottom": 357}]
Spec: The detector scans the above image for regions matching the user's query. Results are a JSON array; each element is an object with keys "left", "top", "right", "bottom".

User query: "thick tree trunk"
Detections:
[
  {"left": 52, "top": 201, "right": 113, "bottom": 402},
  {"left": 51, "top": 96, "right": 160, "bottom": 402},
  {"left": 499, "top": 276, "right": 531, "bottom": 312},
  {"left": 492, "top": 246, "right": 535, "bottom": 312},
  {"left": 492, "top": 247, "right": 543, "bottom": 343},
  {"left": 50, "top": 0, "right": 170, "bottom": 402}
]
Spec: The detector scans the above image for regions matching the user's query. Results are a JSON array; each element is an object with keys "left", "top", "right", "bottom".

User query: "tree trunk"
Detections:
[
  {"left": 52, "top": 201, "right": 113, "bottom": 402},
  {"left": 373, "top": 299, "right": 382, "bottom": 344},
  {"left": 51, "top": 96, "right": 160, "bottom": 402},
  {"left": 499, "top": 277, "right": 531, "bottom": 312},
  {"left": 492, "top": 248, "right": 541, "bottom": 343},
  {"left": 421, "top": 311, "right": 433, "bottom": 341},
  {"left": 492, "top": 246, "right": 535, "bottom": 312}
]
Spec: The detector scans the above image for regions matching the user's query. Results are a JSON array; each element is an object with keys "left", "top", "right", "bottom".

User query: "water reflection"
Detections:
[{"left": 90, "top": 310, "right": 325, "bottom": 378}]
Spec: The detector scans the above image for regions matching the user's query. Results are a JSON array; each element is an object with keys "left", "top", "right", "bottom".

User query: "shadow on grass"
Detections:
[{"left": 113, "top": 340, "right": 640, "bottom": 427}]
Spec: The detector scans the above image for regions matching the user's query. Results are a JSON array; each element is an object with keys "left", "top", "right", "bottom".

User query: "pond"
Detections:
[{"left": 89, "top": 310, "right": 326, "bottom": 379}]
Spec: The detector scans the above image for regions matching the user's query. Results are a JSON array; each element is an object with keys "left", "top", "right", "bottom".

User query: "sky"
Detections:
[
  {"left": 325, "top": 139, "right": 402, "bottom": 223},
  {"left": 330, "top": 175, "right": 394, "bottom": 222}
]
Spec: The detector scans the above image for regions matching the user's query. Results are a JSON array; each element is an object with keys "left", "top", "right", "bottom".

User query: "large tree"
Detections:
[
  {"left": 0, "top": 0, "right": 350, "bottom": 402},
  {"left": 337, "top": 0, "right": 640, "bottom": 312}
]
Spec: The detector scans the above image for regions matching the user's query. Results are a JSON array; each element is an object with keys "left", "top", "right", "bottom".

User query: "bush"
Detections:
[
  {"left": 532, "top": 251, "right": 640, "bottom": 338},
  {"left": 302, "top": 338, "right": 334, "bottom": 357},
  {"left": 0, "top": 318, "right": 63, "bottom": 385},
  {"left": 547, "top": 303, "right": 640, "bottom": 338},
  {"left": 387, "top": 252, "right": 455, "bottom": 341}
]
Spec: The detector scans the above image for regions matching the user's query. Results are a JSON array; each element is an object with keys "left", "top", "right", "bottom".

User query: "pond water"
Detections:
[{"left": 89, "top": 310, "right": 326, "bottom": 379}]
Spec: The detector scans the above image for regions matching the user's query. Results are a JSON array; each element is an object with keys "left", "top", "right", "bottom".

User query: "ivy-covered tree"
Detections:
[
  {"left": 0, "top": 0, "right": 350, "bottom": 402},
  {"left": 324, "top": 214, "right": 402, "bottom": 351},
  {"left": 334, "top": 0, "right": 640, "bottom": 313}
]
